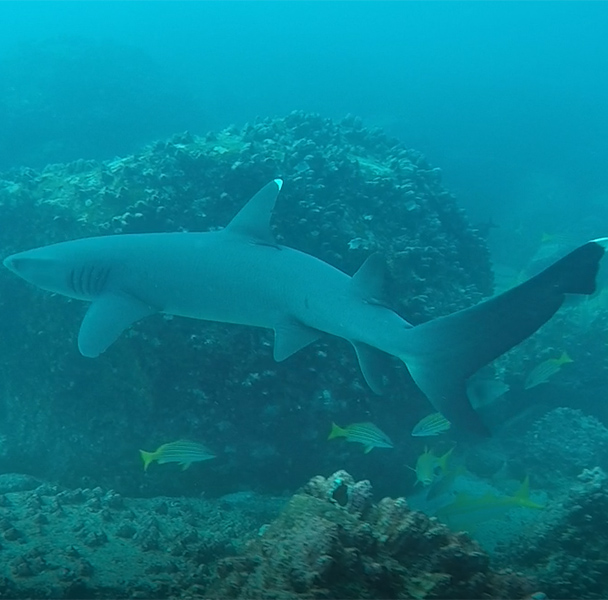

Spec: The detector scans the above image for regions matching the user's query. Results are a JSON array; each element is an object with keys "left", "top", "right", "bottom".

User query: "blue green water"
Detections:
[{"left": 1, "top": 3, "right": 607, "bottom": 598}]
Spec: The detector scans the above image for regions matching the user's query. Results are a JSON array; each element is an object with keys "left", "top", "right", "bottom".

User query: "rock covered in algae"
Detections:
[
  {"left": 500, "top": 466, "right": 608, "bottom": 600},
  {"left": 0, "top": 111, "right": 493, "bottom": 495},
  {"left": 516, "top": 408, "right": 608, "bottom": 487},
  {"left": 0, "top": 469, "right": 539, "bottom": 599},
  {"left": 205, "top": 470, "right": 534, "bottom": 599},
  {"left": 0, "top": 480, "right": 284, "bottom": 599}
]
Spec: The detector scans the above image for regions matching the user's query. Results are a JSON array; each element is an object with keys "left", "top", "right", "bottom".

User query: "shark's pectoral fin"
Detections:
[
  {"left": 352, "top": 341, "right": 393, "bottom": 395},
  {"left": 273, "top": 320, "right": 322, "bottom": 361},
  {"left": 78, "top": 293, "right": 156, "bottom": 357},
  {"left": 224, "top": 179, "right": 283, "bottom": 246}
]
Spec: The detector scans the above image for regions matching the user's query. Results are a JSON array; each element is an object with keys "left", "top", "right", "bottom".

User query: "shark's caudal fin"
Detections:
[{"left": 403, "top": 237, "right": 608, "bottom": 436}]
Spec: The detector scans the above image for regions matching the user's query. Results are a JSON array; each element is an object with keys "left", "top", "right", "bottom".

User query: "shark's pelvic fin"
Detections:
[
  {"left": 224, "top": 179, "right": 283, "bottom": 246},
  {"left": 78, "top": 293, "right": 157, "bottom": 358},
  {"left": 273, "top": 319, "right": 322, "bottom": 361},
  {"left": 404, "top": 237, "right": 607, "bottom": 436},
  {"left": 351, "top": 341, "right": 393, "bottom": 394}
]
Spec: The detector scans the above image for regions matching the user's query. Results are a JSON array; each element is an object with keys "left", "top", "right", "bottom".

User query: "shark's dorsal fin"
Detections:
[
  {"left": 273, "top": 319, "right": 322, "bottom": 361},
  {"left": 78, "top": 293, "right": 156, "bottom": 357},
  {"left": 224, "top": 179, "right": 283, "bottom": 246},
  {"left": 352, "top": 253, "right": 388, "bottom": 305}
]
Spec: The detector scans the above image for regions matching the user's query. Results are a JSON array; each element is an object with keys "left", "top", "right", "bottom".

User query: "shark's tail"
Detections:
[{"left": 402, "top": 237, "right": 607, "bottom": 436}]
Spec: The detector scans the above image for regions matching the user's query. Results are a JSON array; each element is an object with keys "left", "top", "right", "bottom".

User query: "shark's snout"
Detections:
[
  {"left": 4, "top": 252, "right": 39, "bottom": 277},
  {"left": 2, "top": 250, "right": 63, "bottom": 293},
  {"left": 3, "top": 253, "right": 23, "bottom": 275}
]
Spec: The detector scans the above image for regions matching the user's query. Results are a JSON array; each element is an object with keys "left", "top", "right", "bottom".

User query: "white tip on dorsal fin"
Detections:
[
  {"left": 224, "top": 179, "right": 283, "bottom": 246},
  {"left": 351, "top": 252, "right": 388, "bottom": 305}
]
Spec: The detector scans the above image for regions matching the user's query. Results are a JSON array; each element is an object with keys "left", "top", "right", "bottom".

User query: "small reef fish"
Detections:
[
  {"left": 467, "top": 377, "right": 510, "bottom": 409},
  {"left": 524, "top": 352, "right": 573, "bottom": 390},
  {"left": 328, "top": 422, "right": 393, "bottom": 453},
  {"left": 411, "top": 446, "right": 454, "bottom": 486},
  {"left": 426, "top": 464, "right": 467, "bottom": 501},
  {"left": 529, "top": 232, "right": 579, "bottom": 266},
  {"left": 435, "top": 476, "right": 544, "bottom": 531},
  {"left": 411, "top": 412, "right": 451, "bottom": 437},
  {"left": 570, "top": 287, "right": 608, "bottom": 331},
  {"left": 492, "top": 263, "right": 527, "bottom": 294},
  {"left": 140, "top": 440, "right": 216, "bottom": 471},
  {"left": 540, "top": 231, "right": 580, "bottom": 248}
]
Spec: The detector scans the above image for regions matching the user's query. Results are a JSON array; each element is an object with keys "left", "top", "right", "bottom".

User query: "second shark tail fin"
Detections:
[{"left": 402, "top": 237, "right": 607, "bottom": 436}]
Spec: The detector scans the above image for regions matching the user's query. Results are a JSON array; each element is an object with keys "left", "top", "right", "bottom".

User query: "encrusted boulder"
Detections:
[
  {"left": 516, "top": 408, "right": 608, "bottom": 487},
  {"left": 206, "top": 471, "right": 534, "bottom": 599},
  {"left": 500, "top": 466, "right": 608, "bottom": 599},
  {"left": 0, "top": 112, "right": 493, "bottom": 496},
  {"left": 0, "top": 480, "right": 283, "bottom": 599}
]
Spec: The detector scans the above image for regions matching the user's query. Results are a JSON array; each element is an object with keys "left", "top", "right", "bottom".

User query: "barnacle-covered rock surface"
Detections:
[
  {"left": 205, "top": 470, "right": 535, "bottom": 599},
  {"left": 0, "top": 471, "right": 538, "bottom": 599},
  {"left": 0, "top": 476, "right": 283, "bottom": 599},
  {"left": 498, "top": 466, "right": 608, "bottom": 600},
  {"left": 513, "top": 408, "right": 608, "bottom": 488}
]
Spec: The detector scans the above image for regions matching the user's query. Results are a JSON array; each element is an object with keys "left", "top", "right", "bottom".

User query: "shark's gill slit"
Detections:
[
  {"left": 68, "top": 267, "right": 78, "bottom": 295},
  {"left": 95, "top": 265, "right": 111, "bottom": 296}
]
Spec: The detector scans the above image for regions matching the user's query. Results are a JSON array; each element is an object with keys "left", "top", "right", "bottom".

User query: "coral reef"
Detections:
[
  {"left": 206, "top": 470, "right": 535, "bottom": 599},
  {"left": 0, "top": 112, "right": 492, "bottom": 495},
  {"left": 499, "top": 467, "right": 608, "bottom": 599},
  {"left": 0, "top": 470, "right": 541, "bottom": 599},
  {"left": 514, "top": 407, "right": 608, "bottom": 487},
  {"left": 0, "top": 476, "right": 283, "bottom": 599}
]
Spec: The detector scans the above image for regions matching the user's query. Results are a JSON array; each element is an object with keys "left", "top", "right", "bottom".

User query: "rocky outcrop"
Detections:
[{"left": 206, "top": 471, "right": 535, "bottom": 599}]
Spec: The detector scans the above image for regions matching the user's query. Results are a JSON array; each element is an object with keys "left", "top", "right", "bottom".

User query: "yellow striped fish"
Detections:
[
  {"left": 467, "top": 377, "right": 510, "bottom": 409},
  {"left": 328, "top": 422, "right": 393, "bottom": 453},
  {"left": 436, "top": 476, "right": 544, "bottom": 531},
  {"left": 524, "top": 352, "right": 573, "bottom": 390},
  {"left": 411, "top": 412, "right": 451, "bottom": 437},
  {"left": 411, "top": 446, "right": 453, "bottom": 486},
  {"left": 140, "top": 440, "right": 216, "bottom": 471}
]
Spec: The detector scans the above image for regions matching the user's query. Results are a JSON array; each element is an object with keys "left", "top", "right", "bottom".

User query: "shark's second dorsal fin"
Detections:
[
  {"left": 224, "top": 179, "right": 283, "bottom": 246},
  {"left": 352, "top": 253, "right": 388, "bottom": 305}
]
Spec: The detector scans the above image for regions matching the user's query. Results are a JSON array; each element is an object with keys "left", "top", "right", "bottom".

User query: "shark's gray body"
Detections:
[{"left": 4, "top": 179, "right": 607, "bottom": 434}]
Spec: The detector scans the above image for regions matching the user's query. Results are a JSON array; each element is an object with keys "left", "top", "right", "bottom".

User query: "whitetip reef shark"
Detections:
[{"left": 4, "top": 180, "right": 607, "bottom": 435}]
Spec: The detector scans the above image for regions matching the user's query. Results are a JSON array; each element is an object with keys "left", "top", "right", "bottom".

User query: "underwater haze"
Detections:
[{"left": 1, "top": 2, "right": 608, "bottom": 598}]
